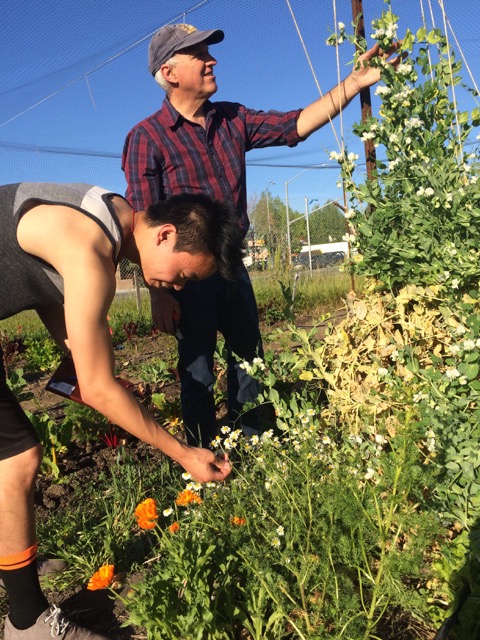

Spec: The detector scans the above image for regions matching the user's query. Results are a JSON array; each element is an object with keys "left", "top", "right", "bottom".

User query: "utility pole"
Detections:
[{"left": 351, "top": 0, "right": 376, "bottom": 180}]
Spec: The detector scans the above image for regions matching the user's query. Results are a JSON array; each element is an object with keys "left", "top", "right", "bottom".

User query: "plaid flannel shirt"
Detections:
[{"left": 122, "top": 98, "right": 303, "bottom": 235}]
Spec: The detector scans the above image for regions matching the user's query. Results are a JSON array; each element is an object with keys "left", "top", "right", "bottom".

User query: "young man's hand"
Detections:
[{"left": 179, "top": 446, "right": 232, "bottom": 483}]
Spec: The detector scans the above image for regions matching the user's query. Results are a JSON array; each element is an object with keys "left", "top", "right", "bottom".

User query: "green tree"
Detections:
[{"left": 309, "top": 201, "right": 347, "bottom": 244}]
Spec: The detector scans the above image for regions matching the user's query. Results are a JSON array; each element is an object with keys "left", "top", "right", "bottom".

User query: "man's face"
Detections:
[
  {"left": 141, "top": 229, "right": 216, "bottom": 290},
  {"left": 170, "top": 43, "right": 218, "bottom": 98}
]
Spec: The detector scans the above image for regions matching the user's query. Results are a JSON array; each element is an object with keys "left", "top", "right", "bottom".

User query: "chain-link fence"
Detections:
[{"left": 244, "top": 190, "right": 352, "bottom": 274}]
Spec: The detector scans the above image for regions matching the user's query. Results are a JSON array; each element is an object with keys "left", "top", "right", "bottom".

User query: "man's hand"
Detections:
[
  {"left": 150, "top": 286, "right": 181, "bottom": 334},
  {"left": 179, "top": 445, "right": 232, "bottom": 483},
  {"left": 350, "top": 42, "right": 402, "bottom": 91},
  {"left": 296, "top": 41, "right": 402, "bottom": 139}
]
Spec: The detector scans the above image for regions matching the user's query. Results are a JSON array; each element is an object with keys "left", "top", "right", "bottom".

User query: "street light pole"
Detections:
[{"left": 304, "top": 196, "right": 314, "bottom": 273}]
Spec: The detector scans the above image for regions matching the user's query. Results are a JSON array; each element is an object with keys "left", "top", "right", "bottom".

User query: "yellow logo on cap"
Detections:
[{"left": 178, "top": 24, "right": 198, "bottom": 34}]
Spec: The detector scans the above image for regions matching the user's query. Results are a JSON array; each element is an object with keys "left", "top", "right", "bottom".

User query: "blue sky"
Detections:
[{"left": 1, "top": 0, "right": 479, "bottom": 215}]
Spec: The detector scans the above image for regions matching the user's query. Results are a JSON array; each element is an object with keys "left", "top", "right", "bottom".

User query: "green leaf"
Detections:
[
  {"left": 415, "top": 26, "right": 427, "bottom": 42},
  {"left": 426, "top": 30, "right": 442, "bottom": 44},
  {"left": 458, "top": 362, "right": 479, "bottom": 380}
]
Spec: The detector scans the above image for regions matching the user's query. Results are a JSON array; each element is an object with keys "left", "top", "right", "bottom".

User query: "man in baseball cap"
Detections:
[
  {"left": 123, "top": 22, "right": 401, "bottom": 451},
  {"left": 148, "top": 23, "right": 224, "bottom": 76}
]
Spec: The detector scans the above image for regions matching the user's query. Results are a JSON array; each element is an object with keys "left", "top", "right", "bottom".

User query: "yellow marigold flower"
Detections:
[
  {"left": 87, "top": 564, "right": 115, "bottom": 591},
  {"left": 134, "top": 498, "right": 159, "bottom": 530},
  {"left": 168, "top": 521, "right": 180, "bottom": 534},
  {"left": 230, "top": 516, "right": 246, "bottom": 526},
  {"left": 175, "top": 489, "right": 202, "bottom": 507}
]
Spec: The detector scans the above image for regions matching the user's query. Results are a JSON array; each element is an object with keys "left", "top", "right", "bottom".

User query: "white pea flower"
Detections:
[
  {"left": 413, "top": 391, "right": 428, "bottom": 403},
  {"left": 405, "top": 117, "right": 424, "bottom": 129},
  {"left": 338, "top": 21, "right": 345, "bottom": 29},
  {"left": 445, "top": 368, "right": 461, "bottom": 379},
  {"left": 378, "top": 367, "right": 389, "bottom": 377},
  {"left": 365, "top": 467, "right": 375, "bottom": 480},
  {"left": 375, "top": 85, "right": 391, "bottom": 96},
  {"left": 463, "top": 339, "right": 476, "bottom": 351},
  {"left": 345, "top": 208, "right": 355, "bottom": 219},
  {"left": 348, "top": 152, "right": 359, "bottom": 161},
  {"left": 361, "top": 131, "right": 376, "bottom": 141},
  {"left": 371, "top": 28, "right": 385, "bottom": 39},
  {"left": 253, "top": 357, "right": 266, "bottom": 369},
  {"left": 452, "top": 278, "right": 460, "bottom": 289},
  {"left": 375, "top": 434, "right": 387, "bottom": 445},
  {"left": 397, "top": 62, "right": 413, "bottom": 75},
  {"left": 239, "top": 361, "right": 252, "bottom": 374},
  {"left": 388, "top": 158, "right": 401, "bottom": 170}
]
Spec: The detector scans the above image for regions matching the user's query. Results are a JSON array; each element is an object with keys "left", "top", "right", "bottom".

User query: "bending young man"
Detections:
[{"left": 0, "top": 183, "right": 240, "bottom": 639}]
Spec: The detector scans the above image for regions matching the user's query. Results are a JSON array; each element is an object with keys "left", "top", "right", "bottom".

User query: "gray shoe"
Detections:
[
  {"left": 4, "top": 605, "right": 110, "bottom": 639},
  {"left": 0, "top": 559, "right": 67, "bottom": 589}
]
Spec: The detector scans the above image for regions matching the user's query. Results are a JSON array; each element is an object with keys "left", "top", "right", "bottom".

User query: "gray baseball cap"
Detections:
[{"left": 148, "top": 23, "right": 224, "bottom": 76}]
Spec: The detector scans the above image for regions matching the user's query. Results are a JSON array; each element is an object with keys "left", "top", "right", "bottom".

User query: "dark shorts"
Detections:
[{"left": 0, "top": 345, "right": 40, "bottom": 461}]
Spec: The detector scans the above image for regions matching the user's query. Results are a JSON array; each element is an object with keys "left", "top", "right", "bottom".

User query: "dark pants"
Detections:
[
  {"left": 0, "top": 346, "right": 40, "bottom": 461},
  {"left": 171, "top": 266, "right": 263, "bottom": 447}
]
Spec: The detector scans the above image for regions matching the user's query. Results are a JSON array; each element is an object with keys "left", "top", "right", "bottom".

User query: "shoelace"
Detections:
[{"left": 43, "top": 606, "right": 71, "bottom": 638}]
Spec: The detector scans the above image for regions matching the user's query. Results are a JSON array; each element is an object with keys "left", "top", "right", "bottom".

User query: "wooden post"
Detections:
[{"left": 351, "top": 0, "right": 376, "bottom": 180}]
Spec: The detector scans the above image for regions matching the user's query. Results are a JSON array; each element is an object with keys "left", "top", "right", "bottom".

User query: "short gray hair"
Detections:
[{"left": 154, "top": 55, "right": 178, "bottom": 93}]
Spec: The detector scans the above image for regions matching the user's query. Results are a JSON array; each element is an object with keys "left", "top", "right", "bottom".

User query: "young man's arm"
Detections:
[
  {"left": 36, "top": 304, "right": 70, "bottom": 353},
  {"left": 61, "top": 251, "right": 229, "bottom": 482},
  {"left": 296, "top": 42, "right": 400, "bottom": 139}
]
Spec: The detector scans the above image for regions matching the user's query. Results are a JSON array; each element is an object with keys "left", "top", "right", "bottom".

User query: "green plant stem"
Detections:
[{"left": 362, "top": 432, "right": 408, "bottom": 640}]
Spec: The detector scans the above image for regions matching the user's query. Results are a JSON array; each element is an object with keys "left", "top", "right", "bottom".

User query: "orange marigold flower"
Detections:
[
  {"left": 175, "top": 489, "right": 203, "bottom": 507},
  {"left": 168, "top": 521, "right": 180, "bottom": 534},
  {"left": 134, "top": 498, "right": 159, "bottom": 530},
  {"left": 230, "top": 516, "right": 246, "bottom": 526},
  {"left": 87, "top": 564, "right": 115, "bottom": 591}
]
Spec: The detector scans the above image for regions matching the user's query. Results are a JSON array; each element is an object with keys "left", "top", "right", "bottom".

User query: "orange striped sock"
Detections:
[{"left": 0, "top": 543, "right": 38, "bottom": 571}]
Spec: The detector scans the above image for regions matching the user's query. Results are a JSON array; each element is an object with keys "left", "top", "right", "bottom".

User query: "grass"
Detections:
[{"left": 0, "top": 268, "right": 356, "bottom": 338}]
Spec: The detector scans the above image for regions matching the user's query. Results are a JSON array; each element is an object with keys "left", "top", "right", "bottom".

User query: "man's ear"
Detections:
[
  {"left": 161, "top": 64, "right": 178, "bottom": 85},
  {"left": 156, "top": 223, "right": 177, "bottom": 246}
]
